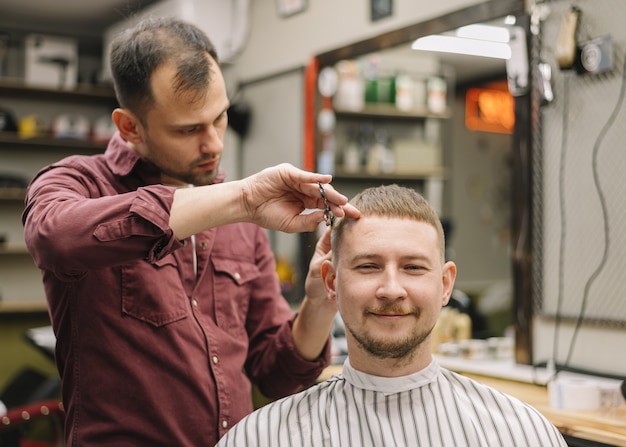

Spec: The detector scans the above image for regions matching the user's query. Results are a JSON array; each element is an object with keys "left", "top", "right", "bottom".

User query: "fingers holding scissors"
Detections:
[{"left": 316, "top": 182, "right": 360, "bottom": 225}]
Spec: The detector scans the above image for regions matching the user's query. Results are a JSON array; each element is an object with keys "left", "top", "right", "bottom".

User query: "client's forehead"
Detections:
[{"left": 338, "top": 216, "right": 439, "bottom": 256}]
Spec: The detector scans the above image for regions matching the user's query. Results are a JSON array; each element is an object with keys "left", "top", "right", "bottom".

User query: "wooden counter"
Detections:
[
  {"left": 462, "top": 373, "right": 626, "bottom": 447},
  {"left": 319, "top": 363, "right": 626, "bottom": 447}
]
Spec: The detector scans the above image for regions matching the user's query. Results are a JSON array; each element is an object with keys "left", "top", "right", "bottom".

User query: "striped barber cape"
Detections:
[{"left": 216, "top": 358, "right": 567, "bottom": 447}]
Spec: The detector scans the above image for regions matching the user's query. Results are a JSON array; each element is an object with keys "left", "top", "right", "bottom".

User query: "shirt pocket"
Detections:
[
  {"left": 121, "top": 255, "right": 188, "bottom": 327},
  {"left": 211, "top": 257, "right": 260, "bottom": 335}
]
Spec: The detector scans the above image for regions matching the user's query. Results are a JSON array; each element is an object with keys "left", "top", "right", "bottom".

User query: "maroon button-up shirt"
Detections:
[{"left": 22, "top": 133, "right": 330, "bottom": 446}]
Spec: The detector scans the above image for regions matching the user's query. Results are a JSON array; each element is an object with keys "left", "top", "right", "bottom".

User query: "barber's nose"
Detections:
[{"left": 200, "top": 126, "right": 222, "bottom": 153}]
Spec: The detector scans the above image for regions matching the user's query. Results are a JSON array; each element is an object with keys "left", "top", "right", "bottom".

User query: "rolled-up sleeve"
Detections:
[{"left": 23, "top": 160, "right": 181, "bottom": 279}]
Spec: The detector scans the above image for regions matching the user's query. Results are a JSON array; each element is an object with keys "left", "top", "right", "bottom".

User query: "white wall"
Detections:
[
  {"left": 534, "top": 317, "right": 626, "bottom": 377},
  {"left": 226, "top": 0, "right": 485, "bottom": 84}
]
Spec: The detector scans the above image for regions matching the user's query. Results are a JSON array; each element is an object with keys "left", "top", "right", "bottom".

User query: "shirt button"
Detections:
[
  {"left": 222, "top": 420, "right": 228, "bottom": 429},
  {"left": 192, "top": 299, "right": 198, "bottom": 307},
  {"left": 233, "top": 272, "right": 241, "bottom": 281},
  {"left": 212, "top": 355, "right": 219, "bottom": 364}
]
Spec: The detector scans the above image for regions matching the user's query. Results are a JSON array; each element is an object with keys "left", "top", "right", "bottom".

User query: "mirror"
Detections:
[{"left": 310, "top": 0, "right": 533, "bottom": 363}]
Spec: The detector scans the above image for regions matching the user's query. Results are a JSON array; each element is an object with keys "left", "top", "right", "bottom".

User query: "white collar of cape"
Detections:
[{"left": 341, "top": 356, "right": 440, "bottom": 396}]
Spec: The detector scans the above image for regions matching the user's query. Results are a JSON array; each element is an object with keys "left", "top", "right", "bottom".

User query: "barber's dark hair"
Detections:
[
  {"left": 109, "top": 17, "right": 219, "bottom": 121},
  {"left": 331, "top": 184, "right": 446, "bottom": 263}
]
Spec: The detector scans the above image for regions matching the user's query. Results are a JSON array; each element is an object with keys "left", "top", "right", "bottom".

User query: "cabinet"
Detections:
[{"left": 0, "top": 80, "right": 116, "bottom": 309}]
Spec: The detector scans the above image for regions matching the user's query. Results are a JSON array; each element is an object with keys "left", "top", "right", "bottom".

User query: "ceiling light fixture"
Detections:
[
  {"left": 455, "top": 24, "right": 510, "bottom": 43},
  {"left": 412, "top": 35, "right": 512, "bottom": 59},
  {"left": 412, "top": 24, "right": 512, "bottom": 60}
]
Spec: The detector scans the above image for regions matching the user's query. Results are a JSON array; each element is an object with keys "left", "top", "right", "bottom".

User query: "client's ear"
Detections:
[
  {"left": 441, "top": 261, "right": 457, "bottom": 306},
  {"left": 321, "top": 260, "right": 337, "bottom": 302}
]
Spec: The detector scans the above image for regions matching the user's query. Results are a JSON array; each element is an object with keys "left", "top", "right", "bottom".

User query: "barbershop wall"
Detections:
[{"left": 532, "top": 0, "right": 626, "bottom": 377}]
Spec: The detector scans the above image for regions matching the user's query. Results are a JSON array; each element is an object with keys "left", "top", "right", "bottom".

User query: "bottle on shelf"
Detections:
[
  {"left": 427, "top": 76, "right": 447, "bottom": 114},
  {"left": 334, "top": 60, "right": 364, "bottom": 112},
  {"left": 366, "top": 129, "right": 394, "bottom": 175},
  {"left": 394, "top": 72, "right": 415, "bottom": 112},
  {"left": 342, "top": 138, "right": 361, "bottom": 174}
]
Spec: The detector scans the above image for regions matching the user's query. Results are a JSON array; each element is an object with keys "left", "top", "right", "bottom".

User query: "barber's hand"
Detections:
[
  {"left": 241, "top": 163, "right": 359, "bottom": 233},
  {"left": 291, "top": 227, "right": 338, "bottom": 361},
  {"left": 304, "top": 227, "right": 335, "bottom": 308}
]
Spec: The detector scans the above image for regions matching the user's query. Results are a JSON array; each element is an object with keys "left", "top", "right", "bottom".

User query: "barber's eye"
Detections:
[{"left": 178, "top": 126, "right": 199, "bottom": 135}]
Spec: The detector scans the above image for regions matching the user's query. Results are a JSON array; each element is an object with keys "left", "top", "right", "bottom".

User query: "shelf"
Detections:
[
  {"left": 0, "top": 132, "right": 107, "bottom": 151},
  {"left": 334, "top": 104, "right": 451, "bottom": 120},
  {"left": 0, "top": 242, "right": 30, "bottom": 255},
  {"left": 0, "top": 78, "right": 110, "bottom": 320},
  {"left": 0, "top": 78, "right": 117, "bottom": 105},
  {"left": 0, "top": 299, "right": 48, "bottom": 314},
  {"left": 0, "top": 187, "right": 26, "bottom": 200}
]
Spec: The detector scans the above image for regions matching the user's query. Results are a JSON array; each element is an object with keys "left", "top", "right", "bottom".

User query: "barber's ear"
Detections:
[
  {"left": 321, "top": 260, "right": 337, "bottom": 302},
  {"left": 112, "top": 108, "right": 143, "bottom": 144}
]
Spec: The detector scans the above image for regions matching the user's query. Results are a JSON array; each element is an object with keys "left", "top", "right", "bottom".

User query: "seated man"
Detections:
[{"left": 216, "top": 184, "right": 567, "bottom": 447}]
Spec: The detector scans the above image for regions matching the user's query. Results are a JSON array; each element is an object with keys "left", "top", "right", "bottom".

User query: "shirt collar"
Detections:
[
  {"left": 341, "top": 357, "right": 440, "bottom": 395},
  {"left": 103, "top": 131, "right": 226, "bottom": 184}
]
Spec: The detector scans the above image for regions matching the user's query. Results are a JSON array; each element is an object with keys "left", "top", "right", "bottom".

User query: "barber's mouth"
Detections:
[{"left": 197, "top": 160, "right": 217, "bottom": 170}]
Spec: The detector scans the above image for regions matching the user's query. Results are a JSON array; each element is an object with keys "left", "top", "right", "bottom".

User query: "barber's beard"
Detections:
[
  {"left": 188, "top": 157, "right": 221, "bottom": 186},
  {"left": 155, "top": 155, "right": 220, "bottom": 186},
  {"left": 142, "top": 134, "right": 220, "bottom": 186},
  {"left": 348, "top": 315, "right": 434, "bottom": 360}
]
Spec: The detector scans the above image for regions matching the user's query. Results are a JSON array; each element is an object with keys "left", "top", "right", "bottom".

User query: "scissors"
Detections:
[{"left": 318, "top": 182, "right": 336, "bottom": 227}]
